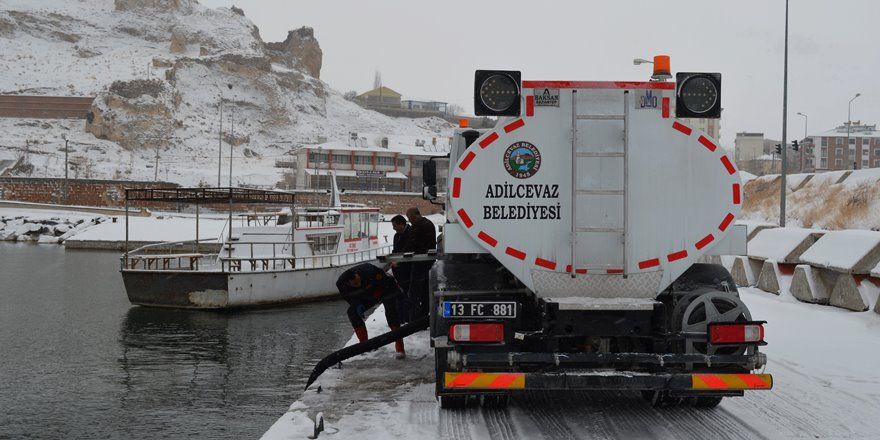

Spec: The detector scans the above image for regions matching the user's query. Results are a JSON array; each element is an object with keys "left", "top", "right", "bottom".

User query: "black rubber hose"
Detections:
[{"left": 304, "top": 316, "right": 429, "bottom": 390}]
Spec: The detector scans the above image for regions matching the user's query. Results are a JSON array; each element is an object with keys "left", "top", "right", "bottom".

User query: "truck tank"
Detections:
[{"left": 447, "top": 81, "right": 744, "bottom": 300}]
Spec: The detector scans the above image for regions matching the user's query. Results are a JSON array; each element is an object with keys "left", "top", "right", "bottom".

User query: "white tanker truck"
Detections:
[
  {"left": 306, "top": 60, "right": 772, "bottom": 410},
  {"left": 418, "top": 62, "right": 772, "bottom": 408}
]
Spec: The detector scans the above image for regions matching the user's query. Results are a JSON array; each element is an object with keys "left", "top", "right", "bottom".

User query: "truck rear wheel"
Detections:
[{"left": 642, "top": 390, "right": 683, "bottom": 408}]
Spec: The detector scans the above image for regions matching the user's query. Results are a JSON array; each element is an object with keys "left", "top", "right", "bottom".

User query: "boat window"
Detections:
[
  {"left": 368, "top": 213, "right": 378, "bottom": 237},
  {"left": 306, "top": 233, "right": 340, "bottom": 255},
  {"left": 344, "top": 213, "right": 355, "bottom": 240}
]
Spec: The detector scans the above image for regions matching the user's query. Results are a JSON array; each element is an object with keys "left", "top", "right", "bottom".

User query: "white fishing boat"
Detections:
[{"left": 120, "top": 175, "right": 391, "bottom": 309}]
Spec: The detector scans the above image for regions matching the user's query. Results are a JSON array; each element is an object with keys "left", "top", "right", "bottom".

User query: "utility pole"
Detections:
[
  {"left": 229, "top": 101, "right": 234, "bottom": 187},
  {"left": 779, "top": 0, "right": 789, "bottom": 227},
  {"left": 218, "top": 91, "right": 223, "bottom": 187},
  {"left": 154, "top": 142, "right": 160, "bottom": 181}
]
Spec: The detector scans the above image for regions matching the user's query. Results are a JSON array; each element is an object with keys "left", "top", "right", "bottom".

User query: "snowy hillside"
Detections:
[
  {"left": 742, "top": 168, "right": 880, "bottom": 230},
  {"left": 0, "top": 0, "right": 452, "bottom": 186}
]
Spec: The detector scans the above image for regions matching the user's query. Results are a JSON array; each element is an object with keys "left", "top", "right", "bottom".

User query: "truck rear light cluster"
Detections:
[
  {"left": 709, "top": 322, "right": 765, "bottom": 345},
  {"left": 449, "top": 323, "right": 504, "bottom": 343}
]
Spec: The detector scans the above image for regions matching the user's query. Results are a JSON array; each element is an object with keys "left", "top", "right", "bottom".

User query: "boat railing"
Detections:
[
  {"left": 122, "top": 242, "right": 392, "bottom": 273},
  {"left": 218, "top": 245, "right": 393, "bottom": 272},
  {"left": 121, "top": 238, "right": 221, "bottom": 271}
]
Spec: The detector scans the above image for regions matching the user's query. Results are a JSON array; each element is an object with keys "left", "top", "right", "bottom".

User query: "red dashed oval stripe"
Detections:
[
  {"left": 661, "top": 97, "right": 670, "bottom": 118},
  {"left": 695, "top": 233, "right": 715, "bottom": 250},
  {"left": 639, "top": 258, "right": 660, "bottom": 269},
  {"left": 667, "top": 249, "right": 689, "bottom": 262},
  {"left": 478, "top": 231, "right": 498, "bottom": 247},
  {"left": 535, "top": 258, "right": 556, "bottom": 270},
  {"left": 732, "top": 183, "right": 741, "bottom": 205},
  {"left": 452, "top": 177, "right": 461, "bottom": 198},
  {"left": 479, "top": 132, "right": 499, "bottom": 149},
  {"left": 720, "top": 155, "right": 736, "bottom": 174},
  {"left": 606, "top": 268, "right": 624, "bottom": 274},
  {"left": 672, "top": 121, "right": 692, "bottom": 135},
  {"left": 458, "top": 151, "right": 476, "bottom": 171},
  {"left": 698, "top": 135, "right": 717, "bottom": 152},
  {"left": 504, "top": 119, "right": 525, "bottom": 133},
  {"left": 457, "top": 208, "right": 473, "bottom": 228},
  {"left": 526, "top": 96, "right": 535, "bottom": 117},
  {"left": 505, "top": 246, "right": 526, "bottom": 260},
  {"left": 719, "top": 213, "right": 735, "bottom": 231}
]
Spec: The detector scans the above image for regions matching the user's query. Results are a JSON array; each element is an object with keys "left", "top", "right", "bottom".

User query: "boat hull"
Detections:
[{"left": 122, "top": 263, "right": 377, "bottom": 309}]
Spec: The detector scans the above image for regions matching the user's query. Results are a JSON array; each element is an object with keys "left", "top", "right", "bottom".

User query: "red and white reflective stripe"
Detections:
[
  {"left": 449, "top": 323, "right": 505, "bottom": 342},
  {"left": 522, "top": 80, "right": 675, "bottom": 90},
  {"left": 709, "top": 323, "right": 765, "bottom": 344},
  {"left": 525, "top": 95, "right": 535, "bottom": 117}
]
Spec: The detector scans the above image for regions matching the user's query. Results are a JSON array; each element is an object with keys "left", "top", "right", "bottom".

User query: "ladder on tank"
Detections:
[{"left": 569, "top": 90, "right": 629, "bottom": 276}]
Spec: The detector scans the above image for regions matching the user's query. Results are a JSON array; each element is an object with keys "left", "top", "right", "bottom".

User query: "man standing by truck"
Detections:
[
  {"left": 390, "top": 214, "right": 412, "bottom": 324},
  {"left": 402, "top": 207, "right": 436, "bottom": 320},
  {"left": 335, "top": 263, "right": 405, "bottom": 359}
]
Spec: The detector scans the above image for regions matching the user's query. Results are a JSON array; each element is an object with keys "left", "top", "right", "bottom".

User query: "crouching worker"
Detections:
[{"left": 335, "top": 263, "right": 406, "bottom": 359}]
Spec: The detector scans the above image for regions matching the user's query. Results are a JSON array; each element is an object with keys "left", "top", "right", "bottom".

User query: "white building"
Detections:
[
  {"left": 735, "top": 132, "right": 764, "bottom": 163},
  {"left": 291, "top": 133, "right": 451, "bottom": 193}
]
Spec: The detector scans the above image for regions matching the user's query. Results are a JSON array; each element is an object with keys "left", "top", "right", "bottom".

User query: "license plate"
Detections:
[{"left": 442, "top": 301, "right": 516, "bottom": 318}]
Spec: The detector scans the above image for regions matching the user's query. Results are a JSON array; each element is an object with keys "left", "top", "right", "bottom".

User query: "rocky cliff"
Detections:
[{"left": 0, "top": 0, "right": 450, "bottom": 186}]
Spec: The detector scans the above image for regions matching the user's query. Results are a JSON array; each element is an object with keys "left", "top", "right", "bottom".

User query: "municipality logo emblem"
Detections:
[{"left": 503, "top": 141, "right": 541, "bottom": 179}]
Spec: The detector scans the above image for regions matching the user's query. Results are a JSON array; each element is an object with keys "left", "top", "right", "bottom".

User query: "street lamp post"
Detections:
[
  {"left": 797, "top": 112, "right": 807, "bottom": 172},
  {"left": 779, "top": 0, "right": 789, "bottom": 227},
  {"left": 847, "top": 93, "right": 861, "bottom": 170}
]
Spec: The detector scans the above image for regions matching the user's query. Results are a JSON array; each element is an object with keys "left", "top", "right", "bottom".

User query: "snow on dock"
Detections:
[{"left": 262, "top": 289, "right": 880, "bottom": 440}]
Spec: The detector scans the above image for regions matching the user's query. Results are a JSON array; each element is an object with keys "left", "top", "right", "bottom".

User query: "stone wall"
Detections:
[
  {"left": 0, "top": 178, "right": 440, "bottom": 214},
  {"left": 0, "top": 177, "right": 178, "bottom": 207}
]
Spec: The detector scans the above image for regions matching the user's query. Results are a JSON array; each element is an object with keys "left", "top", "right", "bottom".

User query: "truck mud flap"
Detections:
[{"left": 304, "top": 316, "right": 429, "bottom": 390}]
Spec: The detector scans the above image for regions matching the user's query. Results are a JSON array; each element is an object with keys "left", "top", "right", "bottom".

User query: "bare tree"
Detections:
[
  {"left": 373, "top": 70, "right": 382, "bottom": 89},
  {"left": 343, "top": 90, "right": 357, "bottom": 101},
  {"left": 447, "top": 103, "right": 465, "bottom": 116}
]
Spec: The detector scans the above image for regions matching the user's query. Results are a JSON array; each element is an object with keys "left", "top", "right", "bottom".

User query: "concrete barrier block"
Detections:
[
  {"left": 748, "top": 228, "right": 824, "bottom": 264},
  {"left": 757, "top": 260, "right": 780, "bottom": 294},
  {"left": 800, "top": 230, "right": 880, "bottom": 275},
  {"left": 789, "top": 264, "right": 831, "bottom": 304},
  {"left": 731, "top": 256, "right": 759, "bottom": 287},
  {"left": 829, "top": 275, "right": 871, "bottom": 312}
]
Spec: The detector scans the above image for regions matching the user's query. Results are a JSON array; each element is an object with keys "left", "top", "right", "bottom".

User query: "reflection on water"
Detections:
[{"left": 0, "top": 243, "right": 352, "bottom": 439}]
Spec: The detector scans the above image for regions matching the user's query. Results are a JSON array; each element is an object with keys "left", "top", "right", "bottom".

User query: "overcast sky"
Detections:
[{"left": 201, "top": 0, "right": 878, "bottom": 147}]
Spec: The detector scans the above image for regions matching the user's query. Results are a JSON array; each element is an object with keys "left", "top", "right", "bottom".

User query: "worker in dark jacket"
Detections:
[
  {"left": 390, "top": 215, "right": 412, "bottom": 324},
  {"left": 401, "top": 207, "right": 436, "bottom": 321},
  {"left": 336, "top": 263, "right": 405, "bottom": 358}
]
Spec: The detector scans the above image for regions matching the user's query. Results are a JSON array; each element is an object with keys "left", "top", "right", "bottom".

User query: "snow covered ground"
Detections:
[
  {"left": 0, "top": 207, "right": 106, "bottom": 243},
  {"left": 263, "top": 288, "right": 880, "bottom": 440}
]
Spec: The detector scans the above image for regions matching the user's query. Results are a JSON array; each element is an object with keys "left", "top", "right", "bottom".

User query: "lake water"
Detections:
[{"left": 0, "top": 243, "right": 352, "bottom": 439}]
